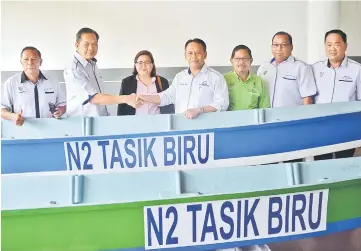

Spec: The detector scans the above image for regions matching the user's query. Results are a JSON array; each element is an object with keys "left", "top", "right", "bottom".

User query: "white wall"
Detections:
[
  {"left": 1, "top": 1, "right": 360, "bottom": 71},
  {"left": 1, "top": 1, "right": 310, "bottom": 70},
  {"left": 340, "top": 1, "right": 361, "bottom": 56}
]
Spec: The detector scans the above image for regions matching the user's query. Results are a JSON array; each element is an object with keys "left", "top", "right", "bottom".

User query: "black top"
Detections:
[{"left": 117, "top": 75, "right": 175, "bottom": 116}]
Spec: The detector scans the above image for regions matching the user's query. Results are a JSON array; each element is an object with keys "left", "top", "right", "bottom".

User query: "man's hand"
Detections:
[
  {"left": 14, "top": 110, "right": 24, "bottom": 126},
  {"left": 127, "top": 93, "right": 144, "bottom": 108},
  {"left": 184, "top": 108, "right": 202, "bottom": 119},
  {"left": 53, "top": 106, "right": 66, "bottom": 119},
  {"left": 135, "top": 94, "right": 144, "bottom": 108}
]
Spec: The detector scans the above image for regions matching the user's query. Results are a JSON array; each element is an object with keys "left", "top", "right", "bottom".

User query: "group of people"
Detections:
[{"left": 1, "top": 27, "right": 360, "bottom": 160}]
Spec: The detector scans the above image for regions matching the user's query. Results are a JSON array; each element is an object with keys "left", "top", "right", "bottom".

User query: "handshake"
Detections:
[
  {"left": 125, "top": 93, "right": 204, "bottom": 119},
  {"left": 126, "top": 93, "right": 146, "bottom": 108}
]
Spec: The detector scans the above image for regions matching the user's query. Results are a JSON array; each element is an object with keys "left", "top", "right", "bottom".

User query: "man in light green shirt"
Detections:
[{"left": 224, "top": 45, "right": 270, "bottom": 110}]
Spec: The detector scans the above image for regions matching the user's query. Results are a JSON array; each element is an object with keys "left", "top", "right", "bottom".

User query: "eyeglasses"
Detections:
[
  {"left": 272, "top": 44, "right": 290, "bottom": 48},
  {"left": 233, "top": 57, "right": 251, "bottom": 63},
  {"left": 22, "top": 58, "right": 40, "bottom": 62},
  {"left": 135, "top": 61, "right": 153, "bottom": 66}
]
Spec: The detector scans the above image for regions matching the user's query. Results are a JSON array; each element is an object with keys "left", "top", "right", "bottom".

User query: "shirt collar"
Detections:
[
  {"left": 326, "top": 56, "right": 348, "bottom": 68},
  {"left": 187, "top": 63, "right": 208, "bottom": 75},
  {"left": 270, "top": 55, "right": 295, "bottom": 65},
  {"left": 20, "top": 71, "right": 47, "bottom": 83},
  {"left": 136, "top": 75, "right": 156, "bottom": 82},
  {"left": 232, "top": 71, "right": 252, "bottom": 82},
  {"left": 74, "top": 51, "right": 97, "bottom": 67}
]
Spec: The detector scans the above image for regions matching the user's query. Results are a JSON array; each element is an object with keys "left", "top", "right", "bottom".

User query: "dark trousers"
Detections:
[{"left": 314, "top": 148, "right": 356, "bottom": 161}]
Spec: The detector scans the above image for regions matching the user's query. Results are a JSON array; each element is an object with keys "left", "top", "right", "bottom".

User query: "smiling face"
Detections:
[
  {"left": 185, "top": 42, "right": 207, "bottom": 70},
  {"left": 135, "top": 54, "right": 154, "bottom": 77},
  {"left": 231, "top": 49, "right": 252, "bottom": 75},
  {"left": 76, "top": 32, "right": 98, "bottom": 60},
  {"left": 325, "top": 33, "right": 347, "bottom": 63}
]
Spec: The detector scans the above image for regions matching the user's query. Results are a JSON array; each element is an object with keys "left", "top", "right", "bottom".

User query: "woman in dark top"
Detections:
[{"left": 117, "top": 50, "right": 174, "bottom": 116}]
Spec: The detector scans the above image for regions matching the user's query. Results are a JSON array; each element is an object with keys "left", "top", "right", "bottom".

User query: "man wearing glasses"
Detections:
[
  {"left": 224, "top": 45, "right": 270, "bottom": 110},
  {"left": 64, "top": 27, "right": 140, "bottom": 117},
  {"left": 257, "top": 31, "right": 316, "bottom": 108},
  {"left": 138, "top": 38, "right": 229, "bottom": 119}
]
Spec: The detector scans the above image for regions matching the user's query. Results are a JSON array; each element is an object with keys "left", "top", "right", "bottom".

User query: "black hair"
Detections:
[
  {"left": 76, "top": 27, "right": 99, "bottom": 42},
  {"left": 132, "top": 50, "right": 157, "bottom": 77},
  {"left": 230, "top": 45, "right": 252, "bottom": 59},
  {"left": 184, "top": 38, "right": 207, "bottom": 52},
  {"left": 272, "top": 31, "right": 293, "bottom": 45},
  {"left": 325, "top": 29, "right": 347, "bottom": 43}
]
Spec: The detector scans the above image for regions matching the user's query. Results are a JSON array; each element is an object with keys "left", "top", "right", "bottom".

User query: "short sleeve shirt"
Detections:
[
  {"left": 312, "top": 57, "right": 361, "bottom": 103},
  {"left": 257, "top": 56, "right": 317, "bottom": 107},
  {"left": 1, "top": 71, "right": 66, "bottom": 118}
]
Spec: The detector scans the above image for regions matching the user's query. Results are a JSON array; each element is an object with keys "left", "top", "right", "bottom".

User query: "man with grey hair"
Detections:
[
  {"left": 1, "top": 46, "right": 66, "bottom": 126},
  {"left": 64, "top": 27, "right": 141, "bottom": 117}
]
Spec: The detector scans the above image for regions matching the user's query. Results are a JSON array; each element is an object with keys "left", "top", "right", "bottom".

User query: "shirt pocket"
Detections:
[
  {"left": 198, "top": 82, "right": 213, "bottom": 97},
  {"left": 337, "top": 78, "right": 356, "bottom": 96},
  {"left": 44, "top": 89, "right": 57, "bottom": 104},
  {"left": 176, "top": 82, "right": 190, "bottom": 101},
  {"left": 247, "top": 91, "right": 261, "bottom": 109},
  {"left": 281, "top": 74, "right": 298, "bottom": 93}
]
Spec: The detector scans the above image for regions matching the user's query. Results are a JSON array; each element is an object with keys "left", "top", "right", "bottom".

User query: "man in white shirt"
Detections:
[
  {"left": 258, "top": 31, "right": 317, "bottom": 163},
  {"left": 1, "top": 46, "right": 66, "bottom": 126},
  {"left": 64, "top": 27, "right": 140, "bottom": 117},
  {"left": 312, "top": 29, "right": 361, "bottom": 103},
  {"left": 257, "top": 31, "right": 317, "bottom": 108},
  {"left": 138, "top": 38, "right": 229, "bottom": 119},
  {"left": 312, "top": 29, "right": 360, "bottom": 160}
]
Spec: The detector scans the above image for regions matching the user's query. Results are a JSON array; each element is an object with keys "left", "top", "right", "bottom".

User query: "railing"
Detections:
[{"left": 2, "top": 101, "right": 361, "bottom": 139}]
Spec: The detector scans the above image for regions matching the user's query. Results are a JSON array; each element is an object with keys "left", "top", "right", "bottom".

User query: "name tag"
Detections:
[
  {"left": 44, "top": 87, "right": 55, "bottom": 94},
  {"left": 339, "top": 76, "right": 353, "bottom": 82},
  {"left": 282, "top": 75, "right": 297, "bottom": 81}
]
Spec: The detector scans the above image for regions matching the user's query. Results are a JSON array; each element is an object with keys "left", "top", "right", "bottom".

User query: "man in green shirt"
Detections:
[{"left": 224, "top": 45, "right": 270, "bottom": 110}]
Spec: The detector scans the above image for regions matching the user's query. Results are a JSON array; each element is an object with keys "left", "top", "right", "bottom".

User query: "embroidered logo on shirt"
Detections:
[
  {"left": 199, "top": 81, "right": 209, "bottom": 87},
  {"left": 17, "top": 85, "right": 26, "bottom": 93},
  {"left": 263, "top": 71, "right": 268, "bottom": 75},
  {"left": 320, "top": 72, "right": 324, "bottom": 78}
]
